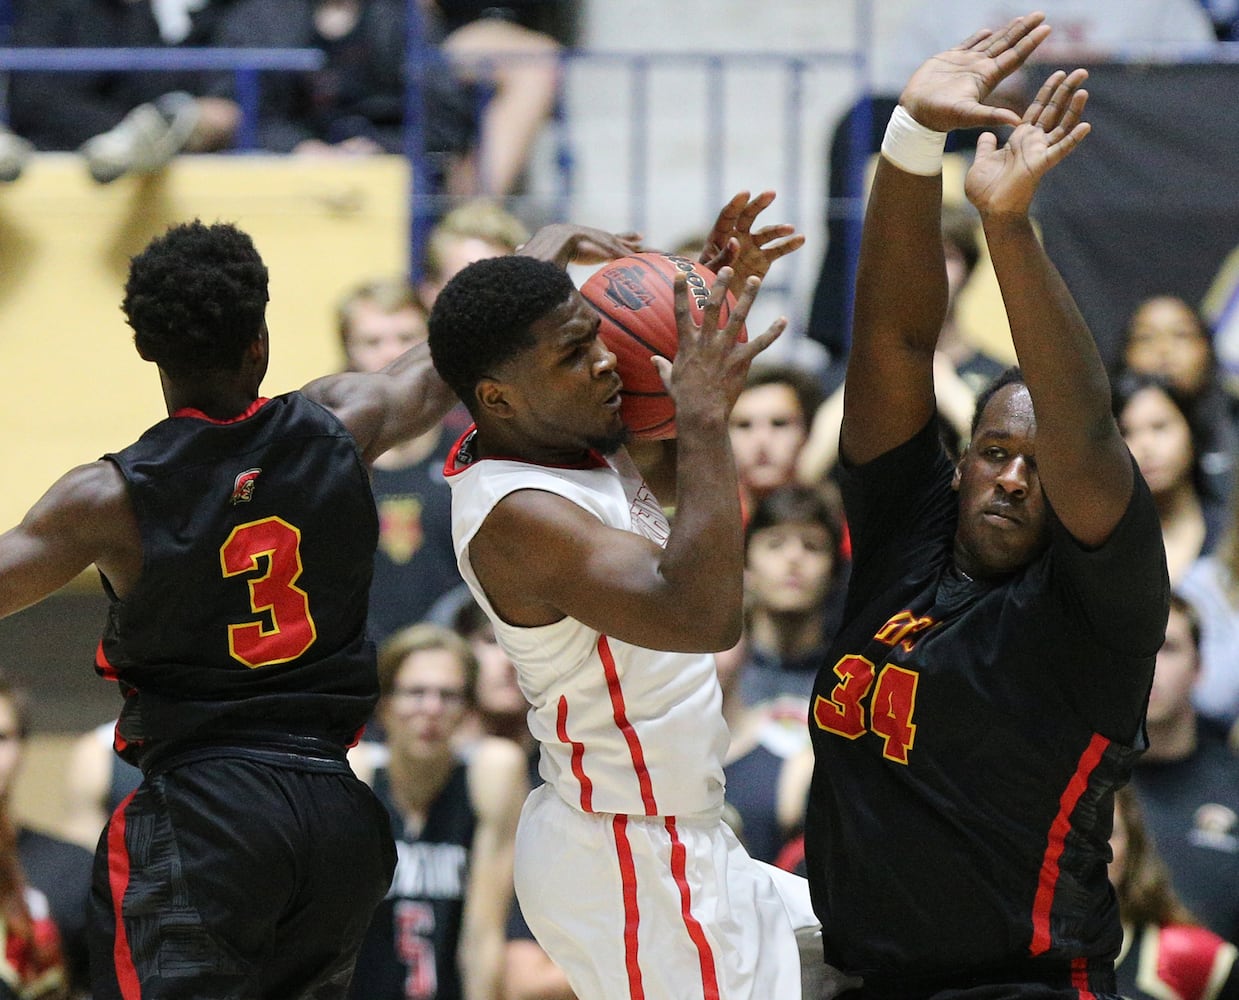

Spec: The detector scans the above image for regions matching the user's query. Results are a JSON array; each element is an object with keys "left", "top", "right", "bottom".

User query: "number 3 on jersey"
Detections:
[
  {"left": 220, "top": 516, "right": 318, "bottom": 668},
  {"left": 813, "top": 655, "right": 919, "bottom": 763}
]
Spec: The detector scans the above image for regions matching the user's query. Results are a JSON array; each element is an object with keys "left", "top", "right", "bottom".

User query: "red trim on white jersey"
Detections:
[
  {"left": 557, "top": 695, "right": 594, "bottom": 812},
  {"left": 598, "top": 636, "right": 658, "bottom": 816},
  {"left": 611, "top": 816, "right": 646, "bottom": 1000},
  {"left": 666, "top": 817, "right": 721, "bottom": 1000}
]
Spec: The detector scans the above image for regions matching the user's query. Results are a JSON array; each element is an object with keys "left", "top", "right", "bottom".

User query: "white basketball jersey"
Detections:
[{"left": 446, "top": 429, "right": 728, "bottom": 818}]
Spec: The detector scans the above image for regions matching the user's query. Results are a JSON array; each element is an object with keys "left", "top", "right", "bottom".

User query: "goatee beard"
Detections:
[{"left": 586, "top": 426, "right": 632, "bottom": 455}]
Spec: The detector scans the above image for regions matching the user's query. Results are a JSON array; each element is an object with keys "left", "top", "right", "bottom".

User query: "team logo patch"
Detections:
[
  {"left": 230, "top": 468, "right": 262, "bottom": 505},
  {"left": 379, "top": 496, "right": 425, "bottom": 564}
]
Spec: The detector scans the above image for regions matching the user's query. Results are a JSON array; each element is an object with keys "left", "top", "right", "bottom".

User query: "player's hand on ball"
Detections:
[{"left": 653, "top": 269, "right": 785, "bottom": 427}]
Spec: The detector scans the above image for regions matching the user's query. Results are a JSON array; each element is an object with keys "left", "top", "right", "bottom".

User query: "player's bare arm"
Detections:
[
  {"left": 0, "top": 460, "right": 140, "bottom": 616},
  {"left": 966, "top": 68, "right": 1132, "bottom": 546},
  {"left": 842, "top": 13, "right": 1050, "bottom": 467},
  {"left": 516, "top": 223, "right": 643, "bottom": 268}
]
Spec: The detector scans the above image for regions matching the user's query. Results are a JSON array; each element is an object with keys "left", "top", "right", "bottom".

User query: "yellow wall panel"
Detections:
[{"left": 0, "top": 153, "right": 410, "bottom": 528}]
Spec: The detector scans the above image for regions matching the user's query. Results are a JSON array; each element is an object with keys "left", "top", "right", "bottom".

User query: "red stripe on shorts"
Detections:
[
  {"left": 556, "top": 696, "right": 594, "bottom": 812},
  {"left": 665, "top": 817, "right": 721, "bottom": 1000},
  {"left": 598, "top": 636, "right": 658, "bottom": 815},
  {"left": 612, "top": 815, "right": 646, "bottom": 1000},
  {"left": 108, "top": 791, "right": 141, "bottom": 1000},
  {"left": 1029, "top": 733, "right": 1110, "bottom": 955},
  {"left": 1071, "top": 956, "right": 1097, "bottom": 1000}
]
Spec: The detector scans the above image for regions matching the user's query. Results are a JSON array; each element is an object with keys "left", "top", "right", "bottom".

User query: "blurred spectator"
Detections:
[
  {"left": 417, "top": 197, "right": 529, "bottom": 307},
  {"left": 1113, "top": 372, "right": 1225, "bottom": 585},
  {"left": 206, "top": 0, "right": 560, "bottom": 197},
  {"left": 1198, "top": 0, "right": 1239, "bottom": 39},
  {"left": 8, "top": 0, "right": 239, "bottom": 183},
  {"left": 739, "top": 483, "right": 848, "bottom": 712},
  {"left": 1179, "top": 483, "right": 1239, "bottom": 730},
  {"left": 1115, "top": 294, "right": 1237, "bottom": 507},
  {"left": 1131, "top": 594, "right": 1239, "bottom": 944},
  {"left": 1111, "top": 784, "right": 1239, "bottom": 1000},
  {"left": 0, "top": 673, "right": 85, "bottom": 999},
  {"left": 336, "top": 277, "right": 463, "bottom": 645},
  {"left": 728, "top": 364, "right": 823, "bottom": 521},
  {"left": 349, "top": 623, "right": 527, "bottom": 1000},
  {"left": 61, "top": 720, "right": 142, "bottom": 851}
]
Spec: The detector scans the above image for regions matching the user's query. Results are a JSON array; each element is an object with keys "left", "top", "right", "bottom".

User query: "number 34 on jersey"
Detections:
[{"left": 813, "top": 610, "right": 933, "bottom": 765}]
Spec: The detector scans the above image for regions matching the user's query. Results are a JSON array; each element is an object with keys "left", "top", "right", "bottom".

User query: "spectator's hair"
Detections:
[
  {"left": 423, "top": 199, "right": 529, "bottom": 284},
  {"left": 1111, "top": 370, "right": 1210, "bottom": 498},
  {"left": 123, "top": 221, "right": 269, "bottom": 378},
  {"left": 452, "top": 597, "right": 492, "bottom": 641},
  {"left": 745, "top": 483, "right": 844, "bottom": 563},
  {"left": 1112, "top": 784, "right": 1198, "bottom": 927},
  {"left": 970, "top": 366, "right": 1026, "bottom": 438},
  {"left": 428, "top": 255, "right": 575, "bottom": 412},
  {"left": 941, "top": 202, "right": 980, "bottom": 278},
  {"left": 336, "top": 277, "right": 424, "bottom": 349},
  {"left": 377, "top": 622, "right": 479, "bottom": 707},
  {"left": 742, "top": 363, "right": 825, "bottom": 425}
]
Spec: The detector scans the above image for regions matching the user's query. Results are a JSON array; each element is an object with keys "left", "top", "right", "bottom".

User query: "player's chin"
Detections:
[{"left": 587, "top": 421, "right": 632, "bottom": 456}]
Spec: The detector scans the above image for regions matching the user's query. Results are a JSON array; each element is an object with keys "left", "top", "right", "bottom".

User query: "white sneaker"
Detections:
[
  {"left": 80, "top": 93, "right": 200, "bottom": 184},
  {"left": 0, "top": 127, "right": 33, "bottom": 183}
]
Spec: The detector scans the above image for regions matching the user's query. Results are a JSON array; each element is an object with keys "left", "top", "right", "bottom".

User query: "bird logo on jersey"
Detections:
[{"left": 230, "top": 468, "right": 262, "bottom": 505}]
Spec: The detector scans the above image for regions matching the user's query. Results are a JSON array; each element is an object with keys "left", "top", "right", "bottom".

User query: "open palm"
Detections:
[
  {"left": 901, "top": 13, "right": 1050, "bottom": 133},
  {"left": 965, "top": 69, "right": 1091, "bottom": 218}
]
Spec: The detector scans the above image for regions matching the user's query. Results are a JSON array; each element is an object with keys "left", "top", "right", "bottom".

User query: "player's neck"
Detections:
[
  {"left": 748, "top": 610, "right": 826, "bottom": 658},
  {"left": 388, "top": 746, "right": 456, "bottom": 814}
]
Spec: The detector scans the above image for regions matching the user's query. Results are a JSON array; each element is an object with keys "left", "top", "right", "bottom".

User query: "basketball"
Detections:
[{"left": 580, "top": 251, "right": 743, "bottom": 439}]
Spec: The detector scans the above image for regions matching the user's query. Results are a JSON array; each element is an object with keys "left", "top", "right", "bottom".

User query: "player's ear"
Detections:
[
  {"left": 951, "top": 452, "right": 965, "bottom": 492},
  {"left": 476, "top": 377, "right": 515, "bottom": 419}
]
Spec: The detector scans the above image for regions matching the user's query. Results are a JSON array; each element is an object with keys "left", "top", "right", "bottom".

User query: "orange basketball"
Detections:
[{"left": 580, "top": 252, "right": 742, "bottom": 440}]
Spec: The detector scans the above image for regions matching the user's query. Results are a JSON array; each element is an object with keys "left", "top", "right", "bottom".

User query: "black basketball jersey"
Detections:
[
  {"left": 95, "top": 393, "right": 379, "bottom": 764},
  {"left": 350, "top": 763, "right": 476, "bottom": 1000},
  {"left": 805, "top": 417, "right": 1169, "bottom": 988}
]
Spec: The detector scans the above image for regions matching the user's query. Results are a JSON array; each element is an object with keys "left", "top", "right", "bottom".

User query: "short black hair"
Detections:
[
  {"left": 745, "top": 483, "right": 844, "bottom": 559},
  {"left": 428, "top": 254, "right": 576, "bottom": 411},
  {"left": 122, "top": 220, "right": 269, "bottom": 377},
  {"left": 970, "top": 365, "right": 1026, "bottom": 439}
]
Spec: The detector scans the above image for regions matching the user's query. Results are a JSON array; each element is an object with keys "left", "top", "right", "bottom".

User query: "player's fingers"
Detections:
[
  {"left": 1023, "top": 69, "right": 1065, "bottom": 125},
  {"left": 736, "top": 190, "right": 776, "bottom": 232},
  {"left": 957, "top": 28, "right": 995, "bottom": 52},
  {"left": 738, "top": 316, "right": 787, "bottom": 361},
  {"left": 672, "top": 272, "right": 694, "bottom": 340},
  {"left": 721, "top": 275, "right": 761, "bottom": 338},
  {"left": 760, "top": 233, "right": 806, "bottom": 261},
  {"left": 704, "top": 191, "right": 750, "bottom": 247},
  {"left": 751, "top": 223, "right": 797, "bottom": 247},
  {"left": 1042, "top": 120, "right": 1091, "bottom": 167},
  {"left": 700, "top": 266, "right": 735, "bottom": 335},
  {"left": 651, "top": 354, "right": 673, "bottom": 392}
]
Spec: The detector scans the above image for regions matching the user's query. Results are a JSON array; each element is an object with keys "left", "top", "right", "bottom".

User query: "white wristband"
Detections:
[{"left": 880, "top": 105, "right": 947, "bottom": 176}]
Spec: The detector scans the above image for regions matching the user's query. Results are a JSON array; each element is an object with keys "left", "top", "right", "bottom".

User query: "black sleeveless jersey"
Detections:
[
  {"left": 805, "top": 417, "right": 1170, "bottom": 990},
  {"left": 350, "top": 763, "right": 476, "bottom": 1000},
  {"left": 95, "top": 393, "right": 379, "bottom": 764}
]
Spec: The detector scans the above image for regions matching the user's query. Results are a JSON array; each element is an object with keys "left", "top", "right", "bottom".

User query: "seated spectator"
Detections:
[
  {"left": 739, "top": 483, "right": 848, "bottom": 713},
  {"left": 728, "top": 364, "right": 823, "bottom": 520},
  {"left": 349, "top": 623, "right": 527, "bottom": 1000},
  {"left": 207, "top": 0, "right": 560, "bottom": 197},
  {"left": 8, "top": 0, "right": 239, "bottom": 183},
  {"left": 1180, "top": 482, "right": 1239, "bottom": 730},
  {"left": 1131, "top": 594, "right": 1239, "bottom": 944},
  {"left": 1115, "top": 293, "right": 1237, "bottom": 506},
  {"left": 1113, "top": 372, "right": 1225, "bottom": 585},
  {"left": 335, "top": 278, "right": 463, "bottom": 644},
  {"left": 1110, "top": 784, "right": 1239, "bottom": 1000},
  {"left": 417, "top": 197, "right": 529, "bottom": 308},
  {"left": 0, "top": 673, "right": 87, "bottom": 999}
]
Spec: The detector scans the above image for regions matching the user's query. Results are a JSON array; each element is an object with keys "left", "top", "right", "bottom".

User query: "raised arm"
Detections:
[
  {"left": 470, "top": 271, "right": 785, "bottom": 653},
  {"left": 842, "top": 14, "right": 1050, "bottom": 466},
  {"left": 698, "top": 190, "right": 805, "bottom": 294},
  {"left": 965, "top": 69, "right": 1132, "bottom": 545}
]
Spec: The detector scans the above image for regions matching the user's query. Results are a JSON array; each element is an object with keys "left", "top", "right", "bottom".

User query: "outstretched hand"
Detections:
[
  {"left": 965, "top": 68, "right": 1090, "bottom": 218},
  {"left": 652, "top": 268, "right": 785, "bottom": 422},
  {"left": 699, "top": 191, "right": 804, "bottom": 292},
  {"left": 900, "top": 12, "right": 1051, "bottom": 133}
]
